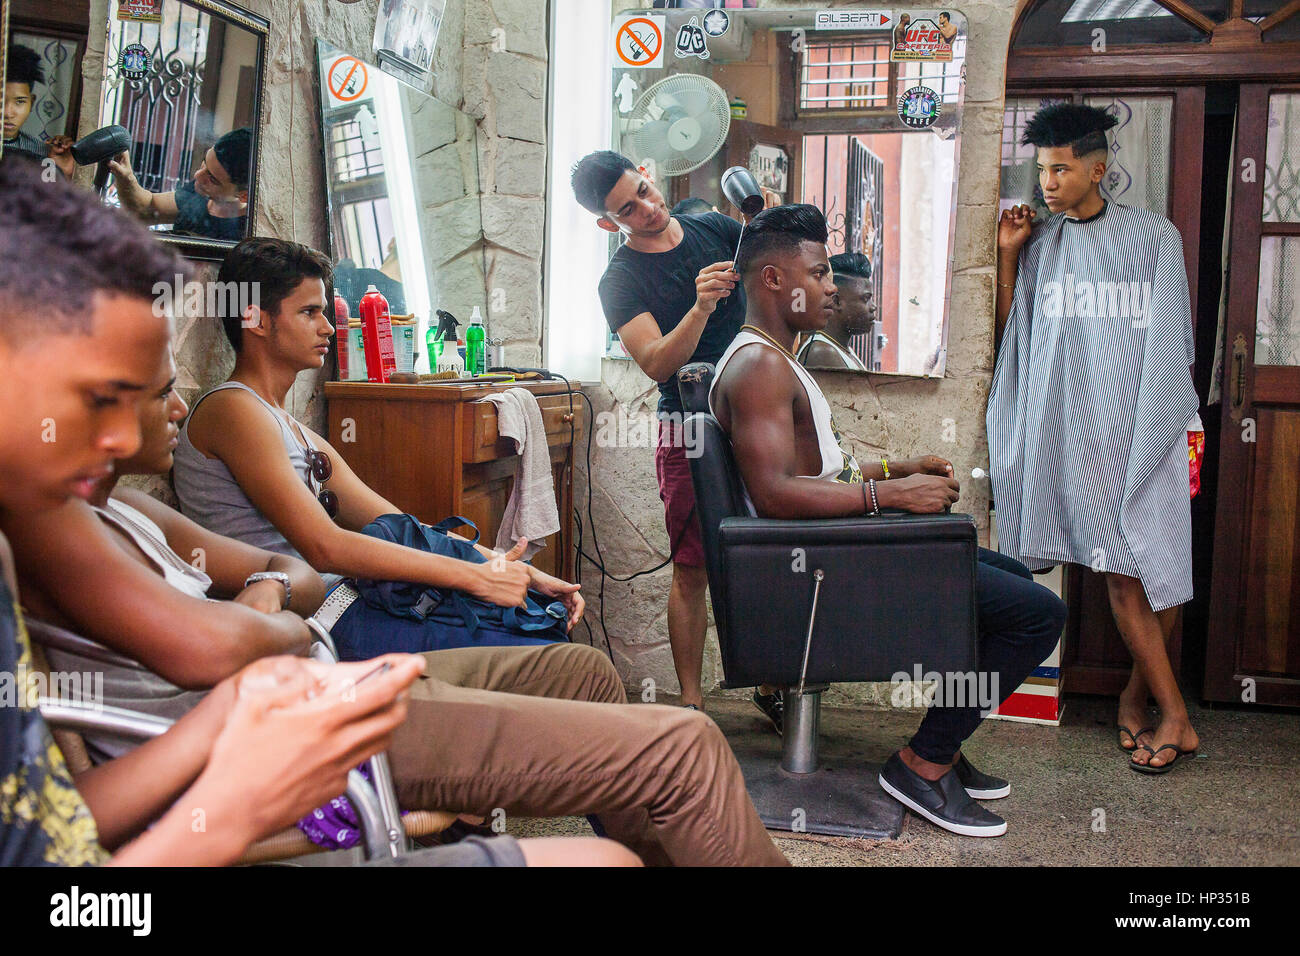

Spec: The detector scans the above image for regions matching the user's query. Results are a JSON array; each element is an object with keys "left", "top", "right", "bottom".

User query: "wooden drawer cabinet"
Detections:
[{"left": 324, "top": 381, "right": 583, "bottom": 581}]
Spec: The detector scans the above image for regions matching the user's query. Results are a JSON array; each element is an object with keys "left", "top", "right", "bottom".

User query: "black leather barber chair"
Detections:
[{"left": 677, "top": 362, "right": 979, "bottom": 838}]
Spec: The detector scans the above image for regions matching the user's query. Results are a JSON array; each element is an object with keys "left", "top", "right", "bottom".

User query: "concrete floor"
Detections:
[{"left": 505, "top": 693, "right": 1300, "bottom": 866}]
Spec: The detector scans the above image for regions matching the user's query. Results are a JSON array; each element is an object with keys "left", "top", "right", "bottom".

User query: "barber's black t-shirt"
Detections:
[{"left": 598, "top": 212, "right": 745, "bottom": 416}]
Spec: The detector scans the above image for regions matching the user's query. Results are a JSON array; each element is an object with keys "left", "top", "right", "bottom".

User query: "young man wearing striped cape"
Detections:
[{"left": 989, "top": 104, "right": 1201, "bottom": 774}]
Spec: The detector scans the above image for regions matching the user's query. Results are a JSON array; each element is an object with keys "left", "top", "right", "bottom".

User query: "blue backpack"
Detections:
[{"left": 353, "top": 513, "right": 569, "bottom": 645}]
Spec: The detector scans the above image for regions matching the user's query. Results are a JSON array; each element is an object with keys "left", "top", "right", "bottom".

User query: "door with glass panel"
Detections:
[{"left": 1205, "top": 84, "right": 1300, "bottom": 706}]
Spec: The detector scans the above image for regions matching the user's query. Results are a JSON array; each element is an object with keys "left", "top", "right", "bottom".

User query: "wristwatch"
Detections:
[{"left": 244, "top": 571, "right": 291, "bottom": 606}]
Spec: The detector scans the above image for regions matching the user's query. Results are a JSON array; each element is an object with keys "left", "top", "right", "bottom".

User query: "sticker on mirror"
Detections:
[
  {"left": 814, "top": 10, "right": 892, "bottom": 31},
  {"left": 118, "top": 43, "right": 150, "bottom": 80},
  {"left": 614, "top": 14, "right": 665, "bottom": 70},
  {"left": 675, "top": 17, "right": 710, "bottom": 60},
  {"left": 328, "top": 56, "right": 368, "bottom": 104},
  {"left": 897, "top": 86, "right": 941, "bottom": 129}
]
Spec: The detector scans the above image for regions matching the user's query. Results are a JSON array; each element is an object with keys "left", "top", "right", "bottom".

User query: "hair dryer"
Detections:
[
  {"left": 71, "top": 125, "right": 131, "bottom": 193},
  {"left": 721, "top": 165, "right": 764, "bottom": 264}
]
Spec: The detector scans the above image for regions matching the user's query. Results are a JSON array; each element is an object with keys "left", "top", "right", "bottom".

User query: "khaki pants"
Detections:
[{"left": 387, "top": 642, "right": 788, "bottom": 867}]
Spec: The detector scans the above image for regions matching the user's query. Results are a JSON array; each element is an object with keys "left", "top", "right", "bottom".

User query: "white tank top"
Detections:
[
  {"left": 796, "top": 331, "right": 868, "bottom": 371},
  {"left": 95, "top": 498, "right": 213, "bottom": 600},
  {"left": 708, "top": 329, "right": 863, "bottom": 514}
]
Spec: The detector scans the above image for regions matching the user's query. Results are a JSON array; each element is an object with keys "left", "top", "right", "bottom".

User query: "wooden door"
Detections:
[{"left": 1204, "top": 83, "right": 1300, "bottom": 706}]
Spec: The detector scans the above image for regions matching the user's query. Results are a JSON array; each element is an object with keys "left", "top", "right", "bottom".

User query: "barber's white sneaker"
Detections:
[
  {"left": 953, "top": 753, "right": 1011, "bottom": 800},
  {"left": 878, "top": 752, "right": 1007, "bottom": 838}
]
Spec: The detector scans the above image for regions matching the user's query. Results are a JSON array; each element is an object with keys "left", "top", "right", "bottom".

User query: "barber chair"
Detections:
[{"left": 677, "top": 362, "right": 979, "bottom": 838}]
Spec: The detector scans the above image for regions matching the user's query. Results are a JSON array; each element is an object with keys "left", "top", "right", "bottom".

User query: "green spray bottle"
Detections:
[{"left": 427, "top": 309, "right": 460, "bottom": 373}]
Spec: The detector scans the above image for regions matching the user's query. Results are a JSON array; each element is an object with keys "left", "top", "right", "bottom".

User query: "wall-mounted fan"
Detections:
[{"left": 622, "top": 74, "right": 732, "bottom": 177}]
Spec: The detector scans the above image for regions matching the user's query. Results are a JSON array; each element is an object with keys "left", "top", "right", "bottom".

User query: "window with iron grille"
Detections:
[
  {"left": 799, "top": 38, "right": 892, "bottom": 110},
  {"left": 326, "top": 112, "right": 385, "bottom": 184},
  {"left": 800, "top": 35, "right": 966, "bottom": 112}
]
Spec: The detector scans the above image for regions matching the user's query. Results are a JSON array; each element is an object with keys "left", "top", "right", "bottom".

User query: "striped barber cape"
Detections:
[{"left": 986, "top": 201, "right": 1199, "bottom": 612}]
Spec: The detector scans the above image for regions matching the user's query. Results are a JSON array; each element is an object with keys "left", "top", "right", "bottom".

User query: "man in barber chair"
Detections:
[
  {"left": 709, "top": 204, "right": 1066, "bottom": 837},
  {"left": 107, "top": 127, "right": 251, "bottom": 241}
]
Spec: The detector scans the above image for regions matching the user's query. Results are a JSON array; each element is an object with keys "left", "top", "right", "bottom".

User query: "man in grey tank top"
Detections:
[
  {"left": 174, "top": 238, "right": 585, "bottom": 661},
  {"left": 712, "top": 205, "right": 1066, "bottom": 839}
]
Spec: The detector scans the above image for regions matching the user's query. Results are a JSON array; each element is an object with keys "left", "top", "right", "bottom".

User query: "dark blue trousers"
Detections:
[{"left": 907, "top": 547, "right": 1067, "bottom": 763}]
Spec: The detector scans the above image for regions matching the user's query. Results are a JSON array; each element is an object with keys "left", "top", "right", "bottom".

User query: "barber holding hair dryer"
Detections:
[{"left": 570, "top": 151, "right": 766, "bottom": 713}]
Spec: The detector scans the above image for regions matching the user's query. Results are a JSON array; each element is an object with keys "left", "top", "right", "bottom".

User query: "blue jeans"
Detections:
[
  {"left": 907, "top": 547, "right": 1067, "bottom": 763},
  {"left": 330, "top": 594, "right": 560, "bottom": 661}
]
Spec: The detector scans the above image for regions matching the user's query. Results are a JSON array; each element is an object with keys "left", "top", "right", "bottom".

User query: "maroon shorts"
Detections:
[{"left": 654, "top": 420, "right": 705, "bottom": 568}]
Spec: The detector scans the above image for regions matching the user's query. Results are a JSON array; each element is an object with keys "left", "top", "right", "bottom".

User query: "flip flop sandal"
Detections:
[
  {"left": 1117, "top": 724, "right": 1154, "bottom": 752},
  {"left": 1129, "top": 743, "right": 1198, "bottom": 775}
]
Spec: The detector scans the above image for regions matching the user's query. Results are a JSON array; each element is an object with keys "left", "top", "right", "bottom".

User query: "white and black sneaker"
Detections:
[
  {"left": 878, "top": 752, "right": 1007, "bottom": 838},
  {"left": 953, "top": 752, "right": 1011, "bottom": 800}
]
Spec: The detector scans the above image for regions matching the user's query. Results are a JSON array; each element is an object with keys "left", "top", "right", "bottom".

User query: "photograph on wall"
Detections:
[{"left": 373, "top": 0, "right": 445, "bottom": 75}]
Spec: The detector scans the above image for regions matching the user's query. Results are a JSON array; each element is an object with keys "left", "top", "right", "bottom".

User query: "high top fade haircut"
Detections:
[
  {"left": 830, "top": 252, "right": 872, "bottom": 283},
  {"left": 571, "top": 150, "right": 637, "bottom": 217},
  {"left": 0, "top": 157, "right": 186, "bottom": 344},
  {"left": 735, "top": 204, "right": 829, "bottom": 277},
  {"left": 1021, "top": 103, "right": 1118, "bottom": 159},
  {"left": 217, "top": 237, "right": 333, "bottom": 352},
  {"left": 6, "top": 44, "right": 43, "bottom": 91}
]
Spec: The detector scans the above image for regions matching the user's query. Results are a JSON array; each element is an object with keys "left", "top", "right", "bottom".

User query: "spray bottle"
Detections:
[
  {"left": 427, "top": 309, "right": 461, "bottom": 373},
  {"left": 358, "top": 285, "right": 397, "bottom": 383}
]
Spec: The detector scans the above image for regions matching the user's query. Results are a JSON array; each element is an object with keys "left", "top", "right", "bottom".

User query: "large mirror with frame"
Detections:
[
  {"left": 314, "top": 39, "right": 487, "bottom": 377},
  {"left": 3, "top": 0, "right": 266, "bottom": 260},
  {"left": 611, "top": 4, "right": 966, "bottom": 376}
]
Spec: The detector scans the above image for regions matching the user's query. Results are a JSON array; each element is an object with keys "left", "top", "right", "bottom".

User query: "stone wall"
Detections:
[{"left": 577, "top": 1, "right": 1025, "bottom": 707}]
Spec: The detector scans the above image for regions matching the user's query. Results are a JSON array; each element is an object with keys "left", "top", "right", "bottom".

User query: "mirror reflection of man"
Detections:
[
  {"left": 798, "top": 252, "right": 874, "bottom": 371},
  {"left": 107, "top": 127, "right": 251, "bottom": 240},
  {"left": 570, "top": 150, "right": 743, "bottom": 714},
  {"left": 3, "top": 44, "right": 75, "bottom": 177}
]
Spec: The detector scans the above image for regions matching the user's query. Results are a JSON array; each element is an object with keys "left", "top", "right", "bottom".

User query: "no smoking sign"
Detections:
[
  {"left": 614, "top": 14, "right": 664, "bottom": 69},
  {"left": 328, "top": 55, "right": 368, "bottom": 103}
]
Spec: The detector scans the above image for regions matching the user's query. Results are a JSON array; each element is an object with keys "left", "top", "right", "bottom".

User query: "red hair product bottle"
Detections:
[{"left": 358, "top": 284, "right": 396, "bottom": 383}]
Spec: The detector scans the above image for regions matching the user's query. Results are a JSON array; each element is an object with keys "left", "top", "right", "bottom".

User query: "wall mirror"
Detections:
[
  {"left": 314, "top": 39, "right": 486, "bottom": 376},
  {"left": 4, "top": 0, "right": 267, "bottom": 259},
  {"left": 98, "top": 0, "right": 267, "bottom": 257},
  {"left": 611, "top": 4, "right": 966, "bottom": 376}
]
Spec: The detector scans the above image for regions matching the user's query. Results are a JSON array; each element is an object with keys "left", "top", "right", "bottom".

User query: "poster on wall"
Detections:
[
  {"left": 373, "top": 0, "right": 444, "bottom": 90},
  {"left": 891, "top": 10, "right": 959, "bottom": 62},
  {"left": 749, "top": 144, "right": 788, "bottom": 195},
  {"left": 116, "top": 0, "right": 163, "bottom": 22}
]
